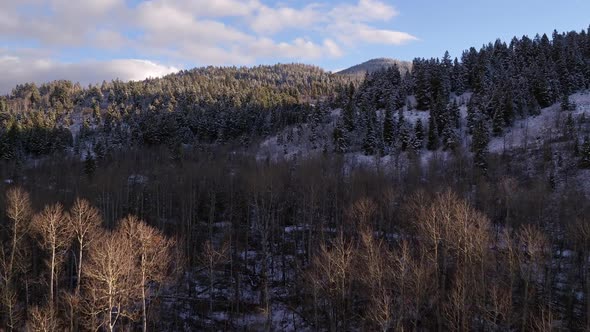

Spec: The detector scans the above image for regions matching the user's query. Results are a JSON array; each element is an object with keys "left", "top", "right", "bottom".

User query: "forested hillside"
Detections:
[
  {"left": 0, "top": 64, "right": 353, "bottom": 163},
  {"left": 2, "top": 27, "right": 590, "bottom": 331}
]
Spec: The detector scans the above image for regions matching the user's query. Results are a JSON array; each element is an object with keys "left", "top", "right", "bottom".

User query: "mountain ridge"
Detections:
[{"left": 337, "top": 57, "right": 412, "bottom": 76}]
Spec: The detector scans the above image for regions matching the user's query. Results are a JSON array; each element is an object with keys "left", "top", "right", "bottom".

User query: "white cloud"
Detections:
[
  {"left": 356, "top": 26, "right": 418, "bottom": 45},
  {"left": 49, "top": 0, "right": 123, "bottom": 17},
  {"left": 249, "top": 4, "right": 321, "bottom": 35},
  {"left": 329, "top": 0, "right": 398, "bottom": 22},
  {"left": 330, "top": 22, "right": 419, "bottom": 46},
  {"left": 172, "top": 0, "right": 262, "bottom": 17},
  {"left": 93, "top": 30, "right": 128, "bottom": 50},
  {"left": 245, "top": 37, "right": 343, "bottom": 60},
  {"left": 0, "top": 54, "right": 178, "bottom": 94}
]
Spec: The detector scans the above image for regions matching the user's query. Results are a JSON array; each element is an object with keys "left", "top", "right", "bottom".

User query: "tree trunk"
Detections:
[
  {"left": 50, "top": 245, "right": 56, "bottom": 312},
  {"left": 76, "top": 244, "right": 83, "bottom": 296},
  {"left": 142, "top": 267, "right": 148, "bottom": 332}
]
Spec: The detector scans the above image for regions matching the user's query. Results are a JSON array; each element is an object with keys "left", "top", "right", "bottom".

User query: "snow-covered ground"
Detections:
[{"left": 489, "top": 91, "right": 590, "bottom": 153}]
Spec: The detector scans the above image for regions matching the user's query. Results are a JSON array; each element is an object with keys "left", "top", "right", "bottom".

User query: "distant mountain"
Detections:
[{"left": 337, "top": 58, "right": 412, "bottom": 76}]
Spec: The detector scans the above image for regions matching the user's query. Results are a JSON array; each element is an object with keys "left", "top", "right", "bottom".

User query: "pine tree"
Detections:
[
  {"left": 466, "top": 98, "right": 477, "bottom": 134},
  {"left": 363, "top": 120, "right": 377, "bottom": 155},
  {"left": 565, "top": 113, "right": 575, "bottom": 138},
  {"left": 427, "top": 112, "right": 438, "bottom": 150},
  {"left": 93, "top": 140, "right": 106, "bottom": 161},
  {"left": 502, "top": 92, "right": 515, "bottom": 125},
  {"left": 84, "top": 151, "right": 96, "bottom": 178},
  {"left": 471, "top": 119, "right": 490, "bottom": 173},
  {"left": 343, "top": 102, "right": 356, "bottom": 132},
  {"left": 579, "top": 136, "right": 590, "bottom": 168},
  {"left": 333, "top": 121, "right": 348, "bottom": 154},
  {"left": 442, "top": 125, "right": 458, "bottom": 150},
  {"left": 449, "top": 99, "right": 461, "bottom": 129},
  {"left": 399, "top": 124, "right": 410, "bottom": 152},
  {"left": 492, "top": 110, "right": 504, "bottom": 136},
  {"left": 383, "top": 107, "right": 395, "bottom": 146},
  {"left": 30, "top": 83, "right": 41, "bottom": 105},
  {"left": 414, "top": 118, "right": 424, "bottom": 150},
  {"left": 561, "top": 94, "right": 575, "bottom": 112}
]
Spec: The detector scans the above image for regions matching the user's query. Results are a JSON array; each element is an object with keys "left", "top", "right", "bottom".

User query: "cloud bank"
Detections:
[{"left": 0, "top": 0, "right": 417, "bottom": 93}]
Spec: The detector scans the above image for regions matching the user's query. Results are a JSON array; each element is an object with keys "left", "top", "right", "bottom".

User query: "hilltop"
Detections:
[{"left": 337, "top": 57, "right": 412, "bottom": 76}]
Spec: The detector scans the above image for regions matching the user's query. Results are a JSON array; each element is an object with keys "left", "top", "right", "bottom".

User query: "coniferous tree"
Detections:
[
  {"left": 449, "top": 99, "right": 461, "bottom": 129},
  {"left": 343, "top": 102, "right": 356, "bottom": 132},
  {"left": 84, "top": 151, "right": 96, "bottom": 178},
  {"left": 579, "top": 136, "right": 590, "bottom": 168},
  {"left": 333, "top": 121, "right": 348, "bottom": 154},
  {"left": 561, "top": 94, "right": 575, "bottom": 112},
  {"left": 414, "top": 119, "right": 424, "bottom": 150},
  {"left": 399, "top": 124, "right": 411, "bottom": 152},
  {"left": 565, "top": 113, "right": 576, "bottom": 138},
  {"left": 492, "top": 110, "right": 504, "bottom": 136},
  {"left": 466, "top": 98, "right": 478, "bottom": 134},
  {"left": 363, "top": 115, "right": 378, "bottom": 155},
  {"left": 502, "top": 91, "right": 515, "bottom": 126},
  {"left": 471, "top": 119, "right": 490, "bottom": 173},
  {"left": 383, "top": 107, "right": 395, "bottom": 147},
  {"left": 427, "top": 112, "right": 439, "bottom": 150},
  {"left": 442, "top": 125, "right": 459, "bottom": 151}
]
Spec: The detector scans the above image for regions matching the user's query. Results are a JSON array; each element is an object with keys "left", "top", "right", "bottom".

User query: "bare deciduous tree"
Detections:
[
  {"left": 1, "top": 187, "right": 32, "bottom": 331},
  {"left": 68, "top": 198, "right": 102, "bottom": 296},
  {"left": 358, "top": 226, "right": 394, "bottom": 332},
  {"left": 83, "top": 229, "right": 136, "bottom": 332},
  {"left": 120, "top": 215, "right": 175, "bottom": 332},
  {"left": 26, "top": 305, "right": 59, "bottom": 332},
  {"left": 199, "top": 240, "right": 229, "bottom": 317},
  {"left": 517, "top": 224, "right": 548, "bottom": 332},
  {"left": 308, "top": 233, "right": 355, "bottom": 330},
  {"left": 5, "top": 187, "right": 32, "bottom": 282},
  {"left": 31, "top": 203, "right": 73, "bottom": 315}
]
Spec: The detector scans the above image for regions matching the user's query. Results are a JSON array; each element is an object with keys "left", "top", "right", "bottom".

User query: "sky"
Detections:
[{"left": 0, "top": 0, "right": 589, "bottom": 94}]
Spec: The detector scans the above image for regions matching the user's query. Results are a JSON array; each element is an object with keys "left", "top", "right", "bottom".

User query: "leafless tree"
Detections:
[
  {"left": 121, "top": 215, "right": 175, "bottom": 332},
  {"left": 26, "top": 305, "right": 59, "bottom": 332},
  {"left": 357, "top": 226, "right": 394, "bottom": 331},
  {"left": 31, "top": 203, "right": 73, "bottom": 315},
  {"left": 517, "top": 224, "right": 548, "bottom": 332},
  {"left": 0, "top": 187, "right": 32, "bottom": 330},
  {"left": 199, "top": 240, "right": 229, "bottom": 317},
  {"left": 82, "top": 228, "right": 136, "bottom": 332},
  {"left": 308, "top": 233, "right": 355, "bottom": 331},
  {"left": 68, "top": 198, "right": 102, "bottom": 297},
  {"left": 4, "top": 187, "right": 32, "bottom": 284}
]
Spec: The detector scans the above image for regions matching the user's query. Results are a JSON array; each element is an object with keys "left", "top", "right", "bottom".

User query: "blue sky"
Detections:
[{"left": 0, "top": 0, "right": 588, "bottom": 93}]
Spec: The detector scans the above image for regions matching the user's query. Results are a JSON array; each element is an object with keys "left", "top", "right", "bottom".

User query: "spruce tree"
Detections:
[
  {"left": 502, "top": 92, "right": 515, "bottom": 125},
  {"left": 492, "top": 110, "right": 504, "bottom": 136},
  {"left": 565, "top": 113, "right": 575, "bottom": 138},
  {"left": 442, "top": 125, "right": 458, "bottom": 150},
  {"left": 427, "top": 112, "right": 438, "bottom": 150},
  {"left": 414, "top": 118, "right": 424, "bottom": 149},
  {"left": 343, "top": 102, "right": 355, "bottom": 132},
  {"left": 363, "top": 120, "right": 377, "bottom": 155},
  {"left": 471, "top": 119, "right": 490, "bottom": 173},
  {"left": 333, "top": 121, "right": 348, "bottom": 154},
  {"left": 466, "top": 98, "right": 477, "bottom": 134},
  {"left": 383, "top": 107, "right": 395, "bottom": 147},
  {"left": 579, "top": 136, "right": 590, "bottom": 168},
  {"left": 399, "top": 124, "right": 410, "bottom": 152},
  {"left": 561, "top": 94, "right": 576, "bottom": 112},
  {"left": 84, "top": 151, "right": 96, "bottom": 178},
  {"left": 449, "top": 99, "right": 461, "bottom": 129}
]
